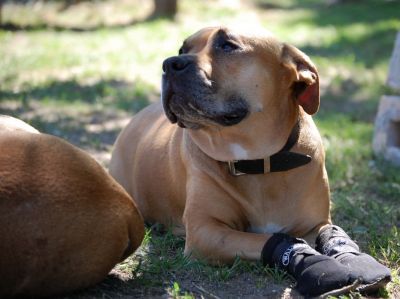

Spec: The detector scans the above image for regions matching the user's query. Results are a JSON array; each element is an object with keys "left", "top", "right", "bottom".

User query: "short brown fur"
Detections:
[{"left": 0, "top": 116, "right": 144, "bottom": 297}]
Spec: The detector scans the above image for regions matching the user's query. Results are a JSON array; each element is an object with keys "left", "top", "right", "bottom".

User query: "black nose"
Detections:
[{"left": 162, "top": 56, "right": 192, "bottom": 74}]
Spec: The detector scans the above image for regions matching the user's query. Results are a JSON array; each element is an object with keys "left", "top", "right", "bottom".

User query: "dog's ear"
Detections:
[{"left": 282, "top": 44, "right": 320, "bottom": 115}]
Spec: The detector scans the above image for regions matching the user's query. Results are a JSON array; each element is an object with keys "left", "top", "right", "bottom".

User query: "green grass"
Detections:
[
  {"left": 115, "top": 227, "right": 292, "bottom": 298},
  {"left": 1, "top": 0, "right": 399, "bottom": 297}
]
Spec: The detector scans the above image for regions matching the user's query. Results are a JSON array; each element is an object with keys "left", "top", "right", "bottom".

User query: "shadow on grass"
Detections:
[
  {"left": 0, "top": 78, "right": 154, "bottom": 151},
  {"left": 0, "top": 20, "right": 140, "bottom": 32},
  {"left": 303, "top": 1, "right": 400, "bottom": 28},
  {"left": 0, "top": 2, "right": 171, "bottom": 33},
  {"left": 0, "top": 16, "right": 171, "bottom": 33},
  {"left": 33, "top": 113, "right": 123, "bottom": 148},
  {"left": 0, "top": 78, "right": 152, "bottom": 113},
  {"left": 258, "top": 0, "right": 400, "bottom": 68},
  {"left": 317, "top": 78, "right": 382, "bottom": 122},
  {"left": 56, "top": 272, "right": 158, "bottom": 299},
  {"left": 256, "top": 0, "right": 400, "bottom": 25},
  {"left": 0, "top": 106, "right": 129, "bottom": 154},
  {"left": 60, "top": 227, "right": 294, "bottom": 299},
  {"left": 300, "top": 26, "right": 399, "bottom": 68}
]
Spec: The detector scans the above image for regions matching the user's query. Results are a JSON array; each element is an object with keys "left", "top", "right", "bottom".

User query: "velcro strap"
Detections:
[
  {"left": 322, "top": 237, "right": 360, "bottom": 256},
  {"left": 262, "top": 233, "right": 318, "bottom": 270},
  {"left": 280, "top": 243, "right": 312, "bottom": 267}
]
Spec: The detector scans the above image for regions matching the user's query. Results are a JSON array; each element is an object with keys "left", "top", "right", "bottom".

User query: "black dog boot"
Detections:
[
  {"left": 262, "top": 233, "right": 359, "bottom": 297},
  {"left": 315, "top": 225, "right": 392, "bottom": 293}
]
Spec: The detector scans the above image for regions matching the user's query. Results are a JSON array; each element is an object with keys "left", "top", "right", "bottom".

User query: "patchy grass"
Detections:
[
  {"left": 61, "top": 227, "right": 295, "bottom": 299},
  {"left": 1, "top": 0, "right": 400, "bottom": 298}
]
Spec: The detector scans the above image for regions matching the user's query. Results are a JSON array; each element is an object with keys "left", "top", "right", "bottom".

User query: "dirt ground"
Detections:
[{"left": 59, "top": 268, "right": 299, "bottom": 299}]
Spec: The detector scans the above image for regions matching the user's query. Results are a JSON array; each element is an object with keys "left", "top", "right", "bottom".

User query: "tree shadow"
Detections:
[
  {"left": 58, "top": 226, "right": 297, "bottom": 299},
  {"left": 0, "top": 106, "right": 131, "bottom": 166},
  {"left": 0, "top": 78, "right": 152, "bottom": 112},
  {"left": 303, "top": 0, "right": 400, "bottom": 28},
  {"left": 0, "top": 78, "right": 154, "bottom": 157},
  {"left": 257, "top": 0, "right": 399, "bottom": 68},
  {"left": 56, "top": 271, "right": 163, "bottom": 299},
  {"left": 300, "top": 27, "right": 398, "bottom": 68},
  {"left": 256, "top": 0, "right": 400, "bottom": 25},
  {"left": 0, "top": 0, "right": 173, "bottom": 32},
  {"left": 0, "top": 19, "right": 141, "bottom": 32},
  {"left": 0, "top": 14, "right": 173, "bottom": 33},
  {"left": 317, "top": 77, "right": 383, "bottom": 123}
]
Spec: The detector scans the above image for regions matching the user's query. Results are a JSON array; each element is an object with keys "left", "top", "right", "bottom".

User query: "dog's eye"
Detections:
[
  {"left": 219, "top": 41, "right": 239, "bottom": 53},
  {"left": 178, "top": 47, "right": 184, "bottom": 55}
]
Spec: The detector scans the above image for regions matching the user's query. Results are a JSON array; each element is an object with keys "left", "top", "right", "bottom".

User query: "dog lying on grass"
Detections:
[
  {"left": 110, "top": 27, "right": 391, "bottom": 297},
  {"left": 0, "top": 115, "right": 144, "bottom": 298}
]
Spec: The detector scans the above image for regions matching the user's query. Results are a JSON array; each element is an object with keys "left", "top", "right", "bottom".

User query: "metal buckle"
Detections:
[{"left": 228, "top": 161, "right": 246, "bottom": 176}]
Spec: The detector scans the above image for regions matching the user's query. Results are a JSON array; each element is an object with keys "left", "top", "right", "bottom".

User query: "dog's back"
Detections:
[
  {"left": 0, "top": 115, "right": 39, "bottom": 133},
  {"left": 110, "top": 103, "right": 187, "bottom": 232},
  {"left": 0, "top": 116, "right": 144, "bottom": 298}
]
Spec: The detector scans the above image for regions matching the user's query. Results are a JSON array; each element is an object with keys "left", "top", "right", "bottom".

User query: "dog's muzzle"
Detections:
[
  {"left": 161, "top": 55, "right": 200, "bottom": 127},
  {"left": 161, "top": 55, "right": 249, "bottom": 128}
]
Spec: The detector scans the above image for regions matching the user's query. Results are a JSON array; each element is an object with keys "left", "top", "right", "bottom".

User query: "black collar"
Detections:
[{"left": 227, "top": 121, "right": 311, "bottom": 176}]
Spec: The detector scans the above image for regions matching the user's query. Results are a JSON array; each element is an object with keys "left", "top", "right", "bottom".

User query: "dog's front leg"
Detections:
[
  {"left": 182, "top": 175, "right": 270, "bottom": 263},
  {"left": 183, "top": 185, "right": 358, "bottom": 297},
  {"left": 184, "top": 213, "right": 268, "bottom": 263}
]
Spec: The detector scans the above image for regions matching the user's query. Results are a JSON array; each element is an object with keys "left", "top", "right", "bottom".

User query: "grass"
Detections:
[
  {"left": 109, "top": 226, "right": 293, "bottom": 298},
  {"left": 1, "top": 0, "right": 400, "bottom": 298}
]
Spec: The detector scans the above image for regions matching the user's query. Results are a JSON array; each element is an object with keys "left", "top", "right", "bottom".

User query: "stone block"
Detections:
[
  {"left": 373, "top": 95, "right": 400, "bottom": 166},
  {"left": 387, "top": 32, "right": 400, "bottom": 91}
]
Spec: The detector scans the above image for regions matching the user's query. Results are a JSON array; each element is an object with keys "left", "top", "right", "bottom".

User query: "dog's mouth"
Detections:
[
  {"left": 161, "top": 77, "right": 179, "bottom": 124},
  {"left": 165, "top": 93, "right": 202, "bottom": 129},
  {"left": 162, "top": 75, "right": 248, "bottom": 129},
  {"left": 161, "top": 77, "right": 198, "bottom": 128},
  {"left": 212, "top": 108, "right": 249, "bottom": 126}
]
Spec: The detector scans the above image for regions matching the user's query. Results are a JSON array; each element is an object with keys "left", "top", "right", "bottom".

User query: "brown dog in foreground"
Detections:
[
  {"left": 110, "top": 27, "right": 391, "bottom": 296},
  {"left": 0, "top": 115, "right": 144, "bottom": 298}
]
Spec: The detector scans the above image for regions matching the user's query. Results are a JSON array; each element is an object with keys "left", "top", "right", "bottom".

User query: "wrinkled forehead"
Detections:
[
  {"left": 182, "top": 26, "right": 274, "bottom": 51},
  {"left": 183, "top": 27, "right": 218, "bottom": 52}
]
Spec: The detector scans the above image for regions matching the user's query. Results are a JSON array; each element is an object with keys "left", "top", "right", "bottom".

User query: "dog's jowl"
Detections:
[{"left": 110, "top": 26, "right": 391, "bottom": 297}]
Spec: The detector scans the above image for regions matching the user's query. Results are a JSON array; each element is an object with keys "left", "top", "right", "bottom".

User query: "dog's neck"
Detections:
[{"left": 187, "top": 110, "right": 299, "bottom": 162}]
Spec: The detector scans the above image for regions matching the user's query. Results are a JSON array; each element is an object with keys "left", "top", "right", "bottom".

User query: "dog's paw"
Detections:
[
  {"left": 262, "top": 233, "right": 357, "bottom": 297},
  {"left": 316, "top": 225, "right": 392, "bottom": 293}
]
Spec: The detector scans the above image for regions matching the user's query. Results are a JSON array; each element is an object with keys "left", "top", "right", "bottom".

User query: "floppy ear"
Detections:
[{"left": 282, "top": 44, "right": 320, "bottom": 115}]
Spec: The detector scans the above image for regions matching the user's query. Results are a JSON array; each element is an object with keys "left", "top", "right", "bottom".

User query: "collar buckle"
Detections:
[
  {"left": 228, "top": 161, "right": 246, "bottom": 176},
  {"left": 225, "top": 120, "right": 312, "bottom": 176}
]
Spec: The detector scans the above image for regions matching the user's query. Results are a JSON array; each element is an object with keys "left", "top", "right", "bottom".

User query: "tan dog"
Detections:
[
  {"left": 0, "top": 115, "right": 144, "bottom": 298},
  {"left": 110, "top": 26, "right": 329, "bottom": 262},
  {"left": 110, "top": 27, "right": 393, "bottom": 296}
]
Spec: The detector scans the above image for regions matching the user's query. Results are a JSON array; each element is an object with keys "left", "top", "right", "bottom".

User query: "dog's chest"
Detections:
[
  {"left": 235, "top": 174, "right": 313, "bottom": 236},
  {"left": 246, "top": 206, "right": 301, "bottom": 235}
]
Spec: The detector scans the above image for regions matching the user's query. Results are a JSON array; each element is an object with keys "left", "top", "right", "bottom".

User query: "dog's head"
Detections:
[{"left": 161, "top": 26, "right": 319, "bottom": 130}]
